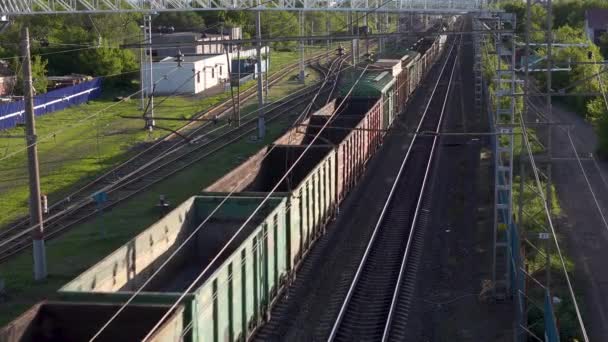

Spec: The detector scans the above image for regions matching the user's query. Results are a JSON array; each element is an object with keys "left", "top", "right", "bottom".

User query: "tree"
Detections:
[
  {"left": 259, "top": 11, "right": 299, "bottom": 51},
  {"left": 13, "top": 55, "right": 48, "bottom": 95},
  {"left": 593, "top": 100, "right": 608, "bottom": 157},
  {"left": 599, "top": 33, "right": 608, "bottom": 59},
  {"left": 77, "top": 47, "right": 138, "bottom": 87},
  {"left": 154, "top": 12, "right": 204, "bottom": 31}
]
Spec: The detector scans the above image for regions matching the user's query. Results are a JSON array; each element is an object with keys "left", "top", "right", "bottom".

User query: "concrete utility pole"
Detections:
[
  {"left": 364, "top": 0, "right": 369, "bottom": 57},
  {"left": 21, "top": 27, "right": 47, "bottom": 281},
  {"left": 144, "top": 14, "right": 155, "bottom": 129},
  {"left": 299, "top": 10, "right": 305, "bottom": 83},
  {"left": 139, "top": 23, "right": 145, "bottom": 110},
  {"left": 518, "top": 1, "right": 533, "bottom": 339},
  {"left": 376, "top": 12, "right": 382, "bottom": 54},
  {"left": 545, "top": 0, "right": 553, "bottom": 292},
  {"left": 326, "top": 15, "right": 331, "bottom": 51},
  {"left": 385, "top": 13, "right": 389, "bottom": 51},
  {"left": 265, "top": 47, "right": 269, "bottom": 100},
  {"left": 255, "top": 9, "right": 265, "bottom": 139},
  {"left": 237, "top": 45, "right": 241, "bottom": 127},
  {"left": 349, "top": 12, "right": 356, "bottom": 65}
]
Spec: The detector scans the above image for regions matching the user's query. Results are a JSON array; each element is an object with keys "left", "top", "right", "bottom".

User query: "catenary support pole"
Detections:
[
  {"left": 364, "top": 0, "right": 369, "bottom": 57},
  {"left": 139, "top": 23, "right": 145, "bottom": 110},
  {"left": 145, "top": 14, "right": 155, "bottom": 129},
  {"left": 349, "top": 12, "right": 356, "bottom": 65},
  {"left": 520, "top": 0, "right": 533, "bottom": 340},
  {"left": 265, "top": 46, "right": 269, "bottom": 100},
  {"left": 327, "top": 14, "right": 331, "bottom": 51},
  {"left": 545, "top": 0, "right": 553, "bottom": 291},
  {"left": 256, "top": 9, "right": 265, "bottom": 139},
  {"left": 21, "top": 27, "right": 47, "bottom": 281},
  {"left": 237, "top": 45, "right": 241, "bottom": 127},
  {"left": 299, "top": 10, "right": 305, "bottom": 83}
]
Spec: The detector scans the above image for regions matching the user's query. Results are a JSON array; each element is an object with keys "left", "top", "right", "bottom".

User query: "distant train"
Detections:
[{"left": 0, "top": 32, "right": 448, "bottom": 342}]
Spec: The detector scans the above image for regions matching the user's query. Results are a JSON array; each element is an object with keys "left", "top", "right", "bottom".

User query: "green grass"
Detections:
[
  {"left": 0, "top": 58, "right": 323, "bottom": 326},
  {"left": 0, "top": 50, "right": 325, "bottom": 230},
  {"left": 0, "top": 106, "right": 299, "bottom": 326}
]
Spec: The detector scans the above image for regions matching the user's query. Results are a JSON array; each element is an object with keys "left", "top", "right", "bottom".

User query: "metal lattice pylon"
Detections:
[
  {"left": 472, "top": 18, "right": 483, "bottom": 115},
  {"left": 0, "top": 0, "right": 487, "bottom": 14},
  {"left": 489, "top": 12, "right": 517, "bottom": 300}
]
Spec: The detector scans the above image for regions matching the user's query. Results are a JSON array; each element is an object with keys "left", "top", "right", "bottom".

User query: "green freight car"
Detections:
[
  {"left": 206, "top": 144, "right": 337, "bottom": 270},
  {"left": 0, "top": 35, "right": 448, "bottom": 342},
  {"left": 58, "top": 194, "right": 288, "bottom": 342},
  {"left": 0, "top": 301, "right": 185, "bottom": 342}
]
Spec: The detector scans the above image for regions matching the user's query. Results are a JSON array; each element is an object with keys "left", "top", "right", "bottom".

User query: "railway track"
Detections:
[
  {"left": 0, "top": 53, "right": 345, "bottom": 263},
  {"left": 327, "top": 30, "right": 462, "bottom": 342},
  {"left": 0, "top": 50, "right": 337, "bottom": 238}
]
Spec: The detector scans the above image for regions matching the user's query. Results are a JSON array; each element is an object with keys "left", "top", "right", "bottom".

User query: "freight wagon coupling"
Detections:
[{"left": 0, "top": 301, "right": 185, "bottom": 342}]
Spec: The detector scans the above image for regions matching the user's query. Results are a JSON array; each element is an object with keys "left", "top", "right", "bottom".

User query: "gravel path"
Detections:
[{"left": 538, "top": 101, "right": 608, "bottom": 340}]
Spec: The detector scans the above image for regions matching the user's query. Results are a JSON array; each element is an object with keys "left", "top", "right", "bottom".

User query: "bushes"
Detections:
[{"left": 588, "top": 98, "right": 608, "bottom": 156}]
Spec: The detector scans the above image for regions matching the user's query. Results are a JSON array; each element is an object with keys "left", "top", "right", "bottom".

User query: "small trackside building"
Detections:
[
  {"left": 144, "top": 47, "right": 270, "bottom": 95},
  {"left": 144, "top": 55, "right": 229, "bottom": 95}
]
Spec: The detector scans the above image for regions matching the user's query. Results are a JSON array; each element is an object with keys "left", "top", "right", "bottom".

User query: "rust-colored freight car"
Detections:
[
  {"left": 296, "top": 98, "right": 384, "bottom": 201},
  {"left": 0, "top": 31, "right": 450, "bottom": 342}
]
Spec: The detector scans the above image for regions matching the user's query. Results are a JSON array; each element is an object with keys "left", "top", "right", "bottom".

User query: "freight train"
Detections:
[{"left": 0, "top": 32, "right": 448, "bottom": 342}]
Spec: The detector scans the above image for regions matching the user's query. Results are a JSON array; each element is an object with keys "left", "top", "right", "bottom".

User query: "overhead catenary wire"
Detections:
[
  {"left": 524, "top": 75, "right": 608, "bottom": 237},
  {"left": 0, "top": 51, "right": 343, "bottom": 243},
  {"left": 138, "top": 63, "right": 369, "bottom": 342},
  {"left": 481, "top": 24, "right": 589, "bottom": 338},
  {"left": 0, "top": 66, "right": 181, "bottom": 163},
  {"left": 182, "top": 31, "right": 446, "bottom": 341},
  {"left": 90, "top": 7, "right": 423, "bottom": 338},
  {"left": 86, "top": 55, "right": 349, "bottom": 342},
  {"left": 0, "top": 62, "right": 341, "bottom": 252},
  {"left": 518, "top": 109, "right": 589, "bottom": 341}
]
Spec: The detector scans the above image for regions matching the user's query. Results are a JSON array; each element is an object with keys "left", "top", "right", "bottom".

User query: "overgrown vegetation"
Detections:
[
  {"left": 0, "top": 11, "right": 377, "bottom": 92},
  {"left": 481, "top": 20, "right": 583, "bottom": 339},
  {"left": 0, "top": 63, "right": 322, "bottom": 326},
  {"left": 0, "top": 52, "right": 320, "bottom": 229},
  {"left": 499, "top": 0, "right": 608, "bottom": 156}
]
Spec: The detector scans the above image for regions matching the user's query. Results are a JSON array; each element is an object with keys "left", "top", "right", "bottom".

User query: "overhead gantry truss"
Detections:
[{"left": 1, "top": 0, "right": 486, "bottom": 15}]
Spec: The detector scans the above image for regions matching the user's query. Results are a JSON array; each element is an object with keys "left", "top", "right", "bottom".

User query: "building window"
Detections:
[
  {"left": 219, "top": 66, "right": 222, "bottom": 76},
  {"left": 211, "top": 68, "right": 215, "bottom": 79},
  {"left": 197, "top": 72, "right": 200, "bottom": 84}
]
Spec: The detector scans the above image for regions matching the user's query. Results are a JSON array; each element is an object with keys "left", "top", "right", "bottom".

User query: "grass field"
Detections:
[
  {"left": 0, "top": 47, "right": 328, "bottom": 229},
  {"left": 0, "top": 59, "right": 322, "bottom": 326}
]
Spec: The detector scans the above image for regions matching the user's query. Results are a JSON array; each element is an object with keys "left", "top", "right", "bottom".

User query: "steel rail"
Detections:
[
  {"left": 0, "top": 61, "right": 340, "bottom": 262},
  {"left": 327, "top": 29, "right": 460, "bottom": 342},
  {"left": 88, "top": 53, "right": 351, "bottom": 342},
  {"left": 0, "top": 51, "right": 336, "bottom": 249},
  {"left": 0, "top": 49, "right": 335, "bottom": 238},
  {"left": 0, "top": 85, "right": 330, "bottom": 261},
  {"left": 382, "top": 30, "right": 462, "bottom": 341}
]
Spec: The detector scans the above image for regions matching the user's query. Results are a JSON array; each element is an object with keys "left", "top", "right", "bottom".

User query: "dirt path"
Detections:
[{"left": 543, "top": 102, "right": 608, "bottom": 340}]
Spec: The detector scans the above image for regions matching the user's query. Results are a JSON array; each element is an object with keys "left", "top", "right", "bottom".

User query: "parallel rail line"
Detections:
[
  {"left": 327, "top": 30, "right": 462, "bottom": 342},
  {"left": 0, "top": 53, "right": 342, "bottom": 263},
  {"left": 0, "top": 50, "right": 335, "bottom": 237}
]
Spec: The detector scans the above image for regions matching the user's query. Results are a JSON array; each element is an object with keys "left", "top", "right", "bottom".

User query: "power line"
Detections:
[
  {"left": 0, "top": 67, "right": 180, "bottom": 163},
  {"left": 518, "top": 109, "right": 590, "bottom": 342},
  {"left": 0, "top": 70, "right": 338, "bottom": 247},
  {"left": 140, "top": 63, "right": 369, "bottom": 342},
  {"left": 88, "top": 55, "right": 351, "bottom": 342}
]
